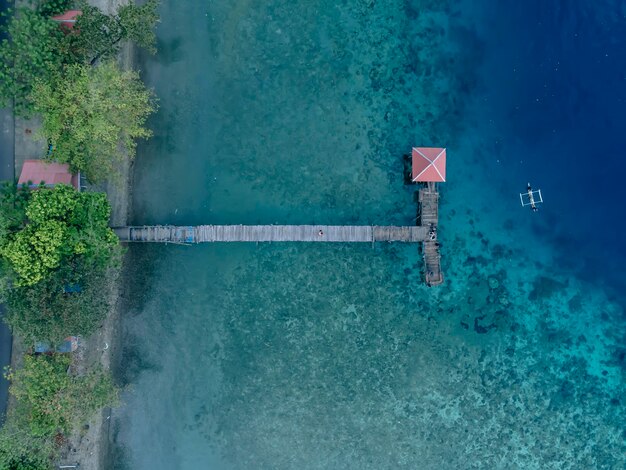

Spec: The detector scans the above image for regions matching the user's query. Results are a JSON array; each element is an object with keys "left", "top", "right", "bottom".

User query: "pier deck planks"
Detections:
[
  {"left": 114, "top": 225, "right": 430, "bottom": 243},
  {"left": 112, "top": 184, "right": 445, "bottom": 286},
  {"left": 418, "top": 186, "right": 444, "bottom": 285}
]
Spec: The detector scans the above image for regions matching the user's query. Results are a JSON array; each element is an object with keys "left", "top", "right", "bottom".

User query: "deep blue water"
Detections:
[{"left": 466, "top": 0, "right": 626, "bottom": 299}]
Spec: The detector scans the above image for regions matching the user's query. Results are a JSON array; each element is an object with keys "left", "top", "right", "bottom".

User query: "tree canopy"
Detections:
[
  {"left": 32, "top": 62, "right": 157, "bottom": 182},
  {"left": 0, "top": 415, "right": 52, "bottom": 470},
  {"left": 0, "top": 0, "right": 159, "bottom": 117},
  {"left": 0, "top": 1, "right": 158, "bottom": 467},
  {"left": 0, "top": 184, "right": 118, "bottom": 286},
  {"left": 70, "top": 0, "right": 160, "bottom": 65},
  {"left": 0, "top": 181, "right": 31, "bottom": 247},
  {"left": 5, "top": 354, "right": 118, "bottom": 438},
  {"left": 0, "top": 8, "right": 68, "bottom": 116},
  {"left": 1, "top": 352, "right": 117, "bottom": 469},
  {"left": 36, "top": 0, "right": 75, "bottom": 17},
  {"left": 3, "top": 256, "right": 118, "bottom": 343}
]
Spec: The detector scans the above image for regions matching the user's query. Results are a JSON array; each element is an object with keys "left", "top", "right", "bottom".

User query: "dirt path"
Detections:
[{"left": 57, "top": 1, "right": 134, "bottom": 468}]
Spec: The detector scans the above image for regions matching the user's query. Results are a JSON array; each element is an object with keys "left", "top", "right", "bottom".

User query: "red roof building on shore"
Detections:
[
  {"left": 51, "top": 10, "right": 81, "bottom": 30},
  {"left": 412, "top": 147, "right": 446, "bottom": 182},
  {"left": 18, "top": 160, "right": 79, "bottom": 190}
]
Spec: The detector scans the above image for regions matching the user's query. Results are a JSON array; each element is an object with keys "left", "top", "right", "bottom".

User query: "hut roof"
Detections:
[
  {"left": 412, "top": 147, "right": 446, "bottom": 182},
  {"left": 34, "top": 336, "right": 79, "bottom": 354},
  {"left": 51, "top": 9, "right": 82, "bottom": 29},
  {"left": 18, "top": 160, "right": 79, "bottom": 189}
]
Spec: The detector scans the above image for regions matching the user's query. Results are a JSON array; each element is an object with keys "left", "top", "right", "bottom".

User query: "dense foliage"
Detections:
[
  {"left": 2, "top": 220, "right": 69, "bottom": 287},
  {"left": 5, "top": 354, "right": 118, "bottom": 437},
  {"left": 4, "top": 258, "right": 118, "bottom": 343},
  {"left": 0, "top": 1, "right": 160, "bottom": 467},
  {"left": 0, "top": 8, "right": 67, "bottom": 116},
  {"left": 71, "top": 0, "right": 159, "bottom": 64},
  {"left": 0, "top": 352, "right": 117, "bottom": 470},
  {"left": 0, "top": 182, "right": 31, "bottom": 247},
  {"left": 36, "top": 0, "right": 75, "bottom": 17},
  {"left": 33, "top": 62, "right": 157, "bottom": 182},
  {"left": 0, "top": 185, "right": 118, "bottom": 286},
  {"left": 0, "top": 415, "right": 52, "bottom": 470},
  {"left": 0, "top": 0, "right": 159, "bottom": 117}
]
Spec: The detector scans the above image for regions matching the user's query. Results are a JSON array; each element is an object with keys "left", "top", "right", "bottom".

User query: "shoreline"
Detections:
[
  {"left": 61, "top": 0, "right": 140, "bottom": 464},
  {"left": 4, "top": 1, "right": 136, "bottom": 468},
  {"left": 60, "top": 18, "right": 136, "bottom": 470}
]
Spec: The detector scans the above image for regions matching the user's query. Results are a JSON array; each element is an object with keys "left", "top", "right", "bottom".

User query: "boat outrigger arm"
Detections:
[{"left": 520, "top": 183, "right": 543, "bottom": 212}]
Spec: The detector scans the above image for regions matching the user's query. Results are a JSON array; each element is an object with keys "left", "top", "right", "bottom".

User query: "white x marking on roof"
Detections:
[{"left": 413, "top": 148, "right": 445, "bottom": 181}]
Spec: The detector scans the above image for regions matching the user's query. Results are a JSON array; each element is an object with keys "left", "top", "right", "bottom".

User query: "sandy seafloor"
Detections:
[{"left": 110, "top": 1, "right": 626, "bottom": 469}]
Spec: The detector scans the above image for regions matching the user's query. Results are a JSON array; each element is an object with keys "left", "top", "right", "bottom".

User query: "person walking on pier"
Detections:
[{"left": 428, "top": 223, "right": 437, "bottom": 240}]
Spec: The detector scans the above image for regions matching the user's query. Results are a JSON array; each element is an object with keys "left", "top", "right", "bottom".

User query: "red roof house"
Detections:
[
  {"left": 412, "top": 147, "right": 446, "bottom": 183},
  {"left": 18, "top": 160, "right": 79, "bottom": 190},
  {"left": 51, "top": 10, "right": 82, "bottom": 30}
]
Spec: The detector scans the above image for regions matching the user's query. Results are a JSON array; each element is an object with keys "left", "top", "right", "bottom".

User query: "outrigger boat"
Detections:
[{"left": 520, "top": 183, "right": 543, "bottom": 212}]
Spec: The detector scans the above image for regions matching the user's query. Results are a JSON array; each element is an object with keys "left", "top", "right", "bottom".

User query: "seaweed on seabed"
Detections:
[
  {"left": 567, "top": 294, "right": 583, "bottom": 312},
  {"left": 109, "top": 419, "right": 133, "bottom": 470},
  {"left": 402, "top": 154, "right": 413, "bottom": 185},
  {"left": 528, "top": 276, "right": 568, "bottom": 301},
  {"left": 113, "top": 339, "right": 161, "bottom": 387}
]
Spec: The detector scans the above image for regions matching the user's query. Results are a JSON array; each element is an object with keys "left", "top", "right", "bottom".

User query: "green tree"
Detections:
[
  {"left": 0, "top": 185, "right": 119, "bottom": 286},
  {"left": 5, "top": 354, "right": 118, "bottom": 438},
  {"left": 3, "top": 257, "right": 119, "bottom": 343},
  {"left": 0, "top": 182, "right": 31, "bottom": 247},
  {"left": 36, "top": 0, "right": 75, "bottom": 17},
  {"left": 0, "top": 412, "right": 52, "bottom": 470},
  {"left": 70, "top": 0, "right": 159, "bottom": 65},
  {"left": 1, "top": 220, "right": 70, "bottom": 286},
  {"left": 0, "top": 8, "right": 68, "bottom": 116},
  {"left": 32, "top": 62, "right": 157, "bottom": 182}
]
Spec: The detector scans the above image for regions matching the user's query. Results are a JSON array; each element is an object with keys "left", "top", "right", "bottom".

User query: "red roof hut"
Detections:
[
  {"left": 412, "top": 147, "right": 446, "bottom": 183},
  {"left": 18, "top": 160, "right": 79, "bottom": 190},
  {"left": 51, "top": 10, "right": 82, "bottom": 30}
]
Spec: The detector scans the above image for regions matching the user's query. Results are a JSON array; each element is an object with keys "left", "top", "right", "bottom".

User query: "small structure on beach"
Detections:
[
  {"left": 18, "top": 160, "right": 80, "bottom": 190},
  {"left": 412, "top": 147, "right": 446, "bottom": 286},
  {"left": 34, "top": 336, "right": 79, "bottom": 354}
]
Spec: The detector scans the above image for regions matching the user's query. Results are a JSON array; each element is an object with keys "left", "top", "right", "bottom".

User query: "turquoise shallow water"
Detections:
[{"left": 112, "top": 1, "right": 626, "bottom": 469}]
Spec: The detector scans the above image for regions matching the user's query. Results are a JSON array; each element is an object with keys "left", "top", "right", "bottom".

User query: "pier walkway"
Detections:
[
  {"left": 112, "top": 146, "right": 447, "bottom": 286},
  {"left": 112, "top": 187, "right": 444, "bottom": 286},
  {"left": 419, "top": 183, "right": 443, "bottom": 286},
  {"left": 113, "top": 225, "right": 430, "bottom": 243}
]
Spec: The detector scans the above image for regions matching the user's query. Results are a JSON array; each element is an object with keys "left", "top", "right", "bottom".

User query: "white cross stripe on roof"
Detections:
[{"left": 413, "top": 148, "right": 446, "bottom": 181}]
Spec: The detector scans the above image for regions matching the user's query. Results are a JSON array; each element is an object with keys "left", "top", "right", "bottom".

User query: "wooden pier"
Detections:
[
  {"left": 113, "top": 225, "right": 430, "bottom": 243},
  {"left": 112, "top": 187, "right": 443, "bottom": 286},
  {"left": 112, "top": 147, "right": 446, "bottom": 286},
  {"left": 112, "top": 185, "right": 444, "bottom": 286},
  {"left": 419, "top": 182, "right": 443, "bottom": 286}
]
